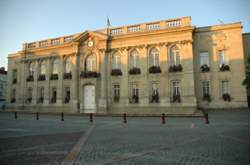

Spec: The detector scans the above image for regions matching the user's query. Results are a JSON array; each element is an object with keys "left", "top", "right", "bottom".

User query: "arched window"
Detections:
[
  {"left": 149, "top": 48, "right": 159, "bottom": 67},
  {"left": 40, "top": 61, "right": 46, "bottom": 75},
  {"left": 112, "top": 53, "right": 121, "bottom": 69},
  {"left": 65, "top": 58, "right": 71, "bottom": 73},
  {"left": 52, "top": 59, "right": 59, "bottom": 74},
  {"left": 85, "top": 55, "right": 96, "bottom": 72},
  {"left": 170, "top": 45, "right": 180, "bottom": 66},
  {"left": 28, "top": 62, "right": 35, "bottom": 76},
  {"left": 130, "top": 50, "right": 139, "bottom": 68}
]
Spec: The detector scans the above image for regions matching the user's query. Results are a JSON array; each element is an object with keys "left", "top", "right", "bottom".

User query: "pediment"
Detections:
[{"left": 73, "top": 30, "right": 107, "bottom": 43}]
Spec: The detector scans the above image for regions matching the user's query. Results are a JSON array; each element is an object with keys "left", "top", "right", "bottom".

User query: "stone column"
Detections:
[
  {"left": 32, "top": 60, "right": 39, "bottom": 104},
  {"left": 19, "top": 61, "right": 27, "bottom": 107},
  {"left": 120, "top": 48, "right": 129, "bottom": 104},
  {"left": 138, "top": 45, "right": 148, "bottom": 105},
  {"left": 71, "top": 54, "right": 78, "bottom": 111},
  {"left": 160, "top": 44, "right": 170, "bottom": 105},
  {"left": 57, "top": 56, "right": 63, "bottom": 105},
  {"left": 98, "top": 50, "right": 108, "bottom": 111},
  {"left": 44, "top": 58, "right": 50, "bottom": 105}
]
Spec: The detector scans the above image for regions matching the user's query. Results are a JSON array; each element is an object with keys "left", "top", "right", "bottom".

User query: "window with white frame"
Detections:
[
  {"left": 200, "top": 52, "right": 209, "bottom": 66},
  {"left": 52, "top": 59, "right": 59, "bottom": 74},
  {"left": 152, "top": 83, "right": 158, "bottom": 94},
  {"left": 202, "top": 81, "right": 210, "bottom": 95},
  {"left": 218, "top": 50, "right": 228, "bottom": 67},
  {"left": 65, "top": 58, "right": 71, "bottom": 73},
  {"left": 172, "top": 81, "right": 180, "bottom": 96},
  {"left": 114, "top": 84, "right": 120, "bottom": 98},
  {"left": 40, "top": 61, "right": 46, "bottom": 75},
  {"left": 222, "top": 80, "right": 229, "bottom": 94},
  {"left": 11, "top": 89, "right": 16, "bottom": 99},
  {"left": 170, "top": 46, "right": 180, "bottom": 66},
  {"left": 149, "top": 48, "right": 159, "bottom": 67},
  {"left": 27, "top": 87, "right": 32, "bottom": 99},
  {"left": 40, "top": 87, "right": 44, "bottom": 98},
  {"left": 112, "top": 53, "right": 121, "bottom": 69},
  {"left": 29, "top": 62, "right": 35, "bottom": 76},
  {"left": 130, "top": 50, "right": 139, "bottom": 68},
  {"left": 132, "top": 84, "right": 139, "bottom": 97},
  {"left": 85, "top": 55, "right": 96, "bottom": 72}
]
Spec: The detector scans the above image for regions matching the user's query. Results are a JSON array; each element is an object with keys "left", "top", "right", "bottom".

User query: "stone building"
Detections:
[
  {"left": 0, "top": 67, "right": 7, "bottom": 102},
  {"left": 243, "top": 33, "right": 250, "bottom": 106},
  {"left": 6, "top": 17, "right": 247, "bottom": 114}
]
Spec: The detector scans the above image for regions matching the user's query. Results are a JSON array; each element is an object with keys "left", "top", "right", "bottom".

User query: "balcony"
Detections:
[
  {"left": 38, "top": 74, "right": 46, "bottom": 81},
  {"left": 26, "top": 75, "right": 34, "bottom": 82},
  {"left": 220, "top": 64, "right": 230, "bottom": 72},
  {"left": 80, "top": 71, "right": 100, "bottom": 78},
  {"left": 63, "top": 73, "right": 72, "bottom": 80},
  {"left": 111, "top": 69, "right": 122, "bottom": 76},
  {"left": 109, "top": 17, "right": 190, "bottom": 36},
  {"left": 50, "top": 74, "right": 58, "bottom": 80},
  {"left": 149, "top": 66, "right": 161, "bottom": 74},
  {"left": 169, "top": 64, "right": 183, "bottom": 72},
  {"left": 129, "top": 67, "right": 141, "bottom": 75},
  {"left": 200, "top": 64, "right": 210, "bottom": 72}
]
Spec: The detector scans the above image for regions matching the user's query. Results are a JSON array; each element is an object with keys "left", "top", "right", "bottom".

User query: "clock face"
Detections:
[{"left": 87, "top": 40, "right": 94, "bottom": 47}]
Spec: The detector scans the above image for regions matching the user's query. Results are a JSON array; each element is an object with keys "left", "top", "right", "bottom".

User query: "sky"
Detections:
[{"left": 0, "top": 0, "right": 249, "bottom": 69}]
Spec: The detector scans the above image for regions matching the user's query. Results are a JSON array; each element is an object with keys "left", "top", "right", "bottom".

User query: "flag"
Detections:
[{"left": 107, "top": 17, "right": 111, "bottom": 27}]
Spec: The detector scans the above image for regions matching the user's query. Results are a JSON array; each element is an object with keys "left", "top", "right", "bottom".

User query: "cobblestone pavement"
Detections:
[{"left": 0, "top": 110, "right": 250, "bottom": 165}]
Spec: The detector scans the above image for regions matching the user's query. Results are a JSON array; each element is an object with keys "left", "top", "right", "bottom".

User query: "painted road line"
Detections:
[{"left": 61, "top": 124, "right": 95, "bottom": 165}]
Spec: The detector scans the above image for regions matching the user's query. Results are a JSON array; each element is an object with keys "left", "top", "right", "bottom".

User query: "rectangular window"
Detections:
[
  {"left": 202, "top": 81, "right": 210, "bottom": 95},
  {"left": 114, "top": 85, "right": 120, "bottom": 97},
  {"left": 222, "top": 81, "right": 229, "bottom": 94},
  {"left": 113, "top": 84, "right": 120, "bottom": 102},
  {"left": 172, "top": 81, "right": 180, "bottom": 96},
  {"left": 40, "top": 87, "right": 44, "bottom": 98},
  {"left": 218, "top": 50, "right": 228, "bottom": 67},
  {"left": 200, "top": 52, "right": 209, "bottom": 66},
  {"left": 132, "top": 84, "right": 139, "bottom": 97}
]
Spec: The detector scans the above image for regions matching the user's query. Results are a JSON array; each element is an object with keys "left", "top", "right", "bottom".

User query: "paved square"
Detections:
[{"left": 0, "top": 110, "right": 250, "bottom": 165}]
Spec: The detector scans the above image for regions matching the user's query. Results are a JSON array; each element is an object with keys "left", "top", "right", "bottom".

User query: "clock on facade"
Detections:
[{"left": 87, "top": 40, "right": 94, "bottom": 47}]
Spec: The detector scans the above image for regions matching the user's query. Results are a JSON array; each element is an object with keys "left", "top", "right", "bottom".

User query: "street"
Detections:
[{"left": 0, "top": 110, "right": 249, "bottom": 165}]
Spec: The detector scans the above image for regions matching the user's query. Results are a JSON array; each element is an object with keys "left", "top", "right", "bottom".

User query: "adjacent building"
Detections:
[
  {"left": 0, "top": 67, "right": 7, "bottom": 108},
  {"left": 6, "top": 16, "right": 248, "bottom": 114}
]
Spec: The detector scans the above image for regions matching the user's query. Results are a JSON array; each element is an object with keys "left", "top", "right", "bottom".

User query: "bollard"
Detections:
[
  {"left": 205, "top": 113, "right": 209, "bottom": 124},
  {"left": 123, "top": 113, "right": 127, "bottom": 123},
  {"left": 162, "top": 113, "right": 166, "bottom": 124},
  {"left": 36, "top": 112, "right": 39, "bottom": 120},
  {"left": 61, "top": 112, "right": 64, "bottom": 121},
  {"left": 89, "top": 113, "right": 93, "bottom": 122},
  {"left": 14, "top": 112, "right": 17, "bottom": 120}
]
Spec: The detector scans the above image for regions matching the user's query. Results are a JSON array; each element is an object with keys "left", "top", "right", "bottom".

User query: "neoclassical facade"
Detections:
[{"left": 7, "top": 17, "right": 248, "bottom": 114}]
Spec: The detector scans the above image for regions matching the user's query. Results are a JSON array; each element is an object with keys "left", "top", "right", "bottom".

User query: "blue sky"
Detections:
[{"left": 0, "top": 0, "right": 249, "bottom": 69}]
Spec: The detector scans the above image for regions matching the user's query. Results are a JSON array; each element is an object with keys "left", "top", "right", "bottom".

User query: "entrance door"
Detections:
[{"left": 84, "top": 85, "right": 96, "bottom": 113}]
